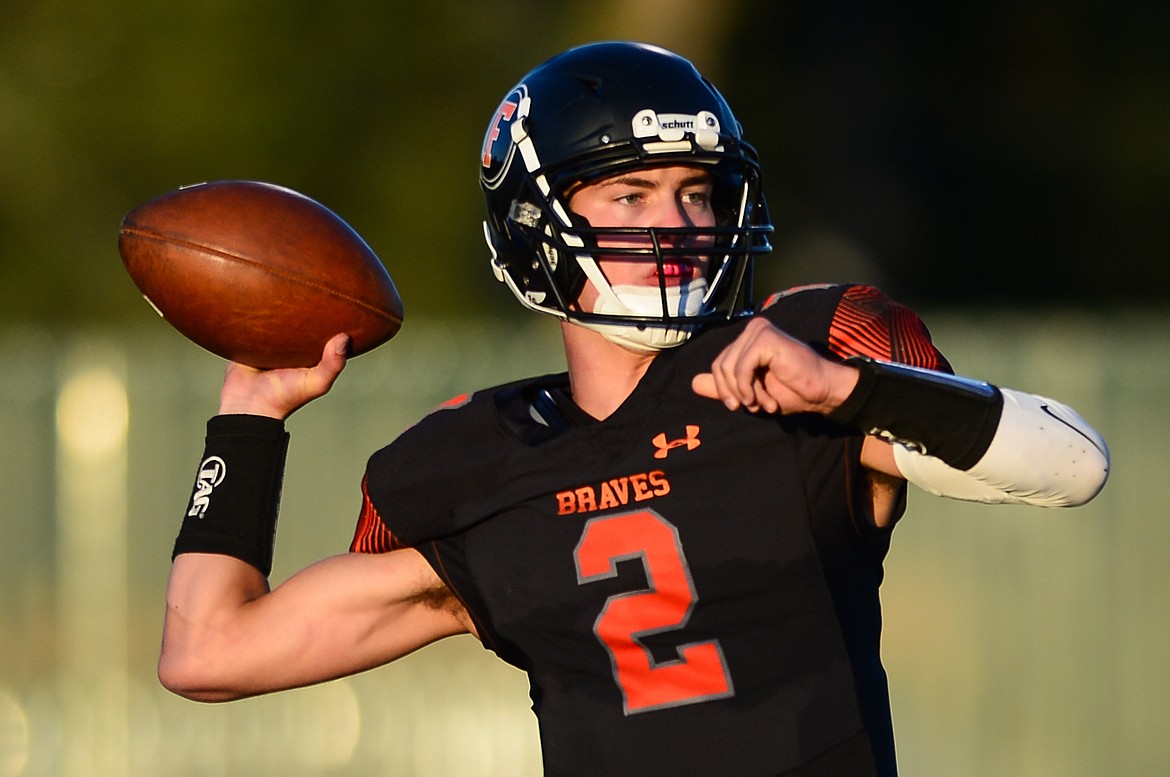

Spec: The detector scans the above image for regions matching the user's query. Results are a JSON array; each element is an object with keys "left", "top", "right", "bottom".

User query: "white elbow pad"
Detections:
[{"left": 892, "top": 388, "right": 1110, "bottom": 507}]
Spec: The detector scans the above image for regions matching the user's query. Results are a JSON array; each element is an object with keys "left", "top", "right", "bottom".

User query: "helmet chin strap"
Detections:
[{"left": 585, "top": 277, "right": 709, "bottom": 352}]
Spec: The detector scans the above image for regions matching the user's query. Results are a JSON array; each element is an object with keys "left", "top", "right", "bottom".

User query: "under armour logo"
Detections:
[{"left": 652, "top": 425, "right": 701, "bottom": 459}]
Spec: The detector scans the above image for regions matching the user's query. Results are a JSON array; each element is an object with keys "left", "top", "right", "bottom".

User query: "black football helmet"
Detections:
[{"left": 480, "top": 41, "right": 773, "bottom": 350}]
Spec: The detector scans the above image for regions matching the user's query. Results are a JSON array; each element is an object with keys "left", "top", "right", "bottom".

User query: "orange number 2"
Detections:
[{"left": 574, "top": 509, "right": 734, "bottom": 715}]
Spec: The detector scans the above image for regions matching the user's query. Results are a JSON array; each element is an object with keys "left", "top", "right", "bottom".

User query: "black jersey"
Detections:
[{"left": 352, "top": 284, "right": 950, "bottom": 777}]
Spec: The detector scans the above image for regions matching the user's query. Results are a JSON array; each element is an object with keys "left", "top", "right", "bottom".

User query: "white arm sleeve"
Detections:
[{"left": 891, "top": 388, "right": 1110, "bottom": 507}]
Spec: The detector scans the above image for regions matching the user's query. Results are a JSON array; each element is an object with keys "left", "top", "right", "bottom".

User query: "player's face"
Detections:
[{"left": 568, "top": 165, "right": 716, "bottom": 312}]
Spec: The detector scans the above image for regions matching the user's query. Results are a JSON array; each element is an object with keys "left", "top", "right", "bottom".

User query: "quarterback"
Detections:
[{"left": 158, "top": 42, "right": 1109, "bottom": 776}]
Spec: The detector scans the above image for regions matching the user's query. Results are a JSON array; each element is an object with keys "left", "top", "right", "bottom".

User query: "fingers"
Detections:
[
  {"left": 691, "top": 372, "right": 719, "bottom": 401},
  {"left": 692, "top": 318, "right": 830, "bottom": 416},
  {"left": 701, "top": 318, "right": 779, "bottom": 412},
  {"left": 219, "top": 334, "right": 350, "bottom": 419},
  {"left": 327, "top": 332, "right": 352, "bottom": 359},
  {"left": 302, "top": 334, "right": 350, "bottom": 397}
]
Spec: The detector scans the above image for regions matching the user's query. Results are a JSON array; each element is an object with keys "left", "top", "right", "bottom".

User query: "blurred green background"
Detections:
[
  {"left": 2, "top": 1, "right": 1168, "bottom": 775},
  {"left": 3, "top": 0, "right": 1167, "bottom": 325}
]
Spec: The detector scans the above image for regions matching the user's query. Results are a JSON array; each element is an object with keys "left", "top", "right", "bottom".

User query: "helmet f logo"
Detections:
[
  {"left": 482, "top": 99, "right": 518, "bottom": 168},
  {"left": 480, "top": 86, "right": 529, "bottom": 190}
]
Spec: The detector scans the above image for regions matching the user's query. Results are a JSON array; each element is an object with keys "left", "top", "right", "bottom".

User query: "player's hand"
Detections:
[
  {"left": 691, "top": 317, "right": 859, "bottom": 415},
  {"left": 218, "top": 333, "right": 350, "bottom": 420}
]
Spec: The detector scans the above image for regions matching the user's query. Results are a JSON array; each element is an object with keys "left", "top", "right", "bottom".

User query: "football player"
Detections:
[{"left": 158, "top": 42, "right": 1109, "bottom": 777}]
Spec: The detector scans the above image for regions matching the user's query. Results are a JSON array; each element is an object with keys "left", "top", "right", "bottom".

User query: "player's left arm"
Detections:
[
  {"left": 692, "top": 316, "right": 1110, "bottom": 510},
  {"left": 841, "top": 356, "right": 1110, "bottom": 509}
]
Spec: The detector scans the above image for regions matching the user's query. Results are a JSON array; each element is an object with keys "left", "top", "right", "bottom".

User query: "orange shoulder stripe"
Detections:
[{"left": 349, "top": 475, "right": 403, "bottom": 554}]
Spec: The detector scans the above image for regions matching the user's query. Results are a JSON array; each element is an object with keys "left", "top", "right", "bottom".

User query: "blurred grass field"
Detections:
[{"left": 1, "top": 311, "right": 1166, "bottom": 777}]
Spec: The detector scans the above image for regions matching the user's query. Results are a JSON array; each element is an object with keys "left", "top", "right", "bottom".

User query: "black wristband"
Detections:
[
  {"left": 828, "top": 356, "right": 1004, "bottom": 471},
  {"left": 173, "top": 414, "right": 290, "bottom": 576}
]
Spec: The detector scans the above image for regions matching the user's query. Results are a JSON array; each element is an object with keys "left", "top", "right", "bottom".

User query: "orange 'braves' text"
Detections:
[{"left": 556, "top": 471, "right": 671, "bottom": 516}]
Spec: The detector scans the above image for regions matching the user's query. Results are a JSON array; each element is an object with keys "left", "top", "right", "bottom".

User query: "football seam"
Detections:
[{"left": 121, "top": 227, "right": 399, "bottom": 322}]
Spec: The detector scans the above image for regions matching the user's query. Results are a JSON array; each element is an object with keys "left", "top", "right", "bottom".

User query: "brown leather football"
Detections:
[{"left": 118, "top": 180, "right": 403, "bottom": 369}]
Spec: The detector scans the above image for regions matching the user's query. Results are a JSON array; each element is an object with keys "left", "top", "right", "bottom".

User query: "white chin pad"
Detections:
[
  {"left": 587, "top": 279, "right": 708, "bottom": 351},
  {"left": 596, "top": 279, "right": 708, "bottom": 319}
]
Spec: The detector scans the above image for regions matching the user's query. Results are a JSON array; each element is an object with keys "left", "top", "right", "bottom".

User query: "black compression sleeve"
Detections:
[
  {"left": 172, "top": 414, "right": 289, "bottom": 576},
  {"left": 828, "top": 356, "right": 1004, "bottom": 471}
]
